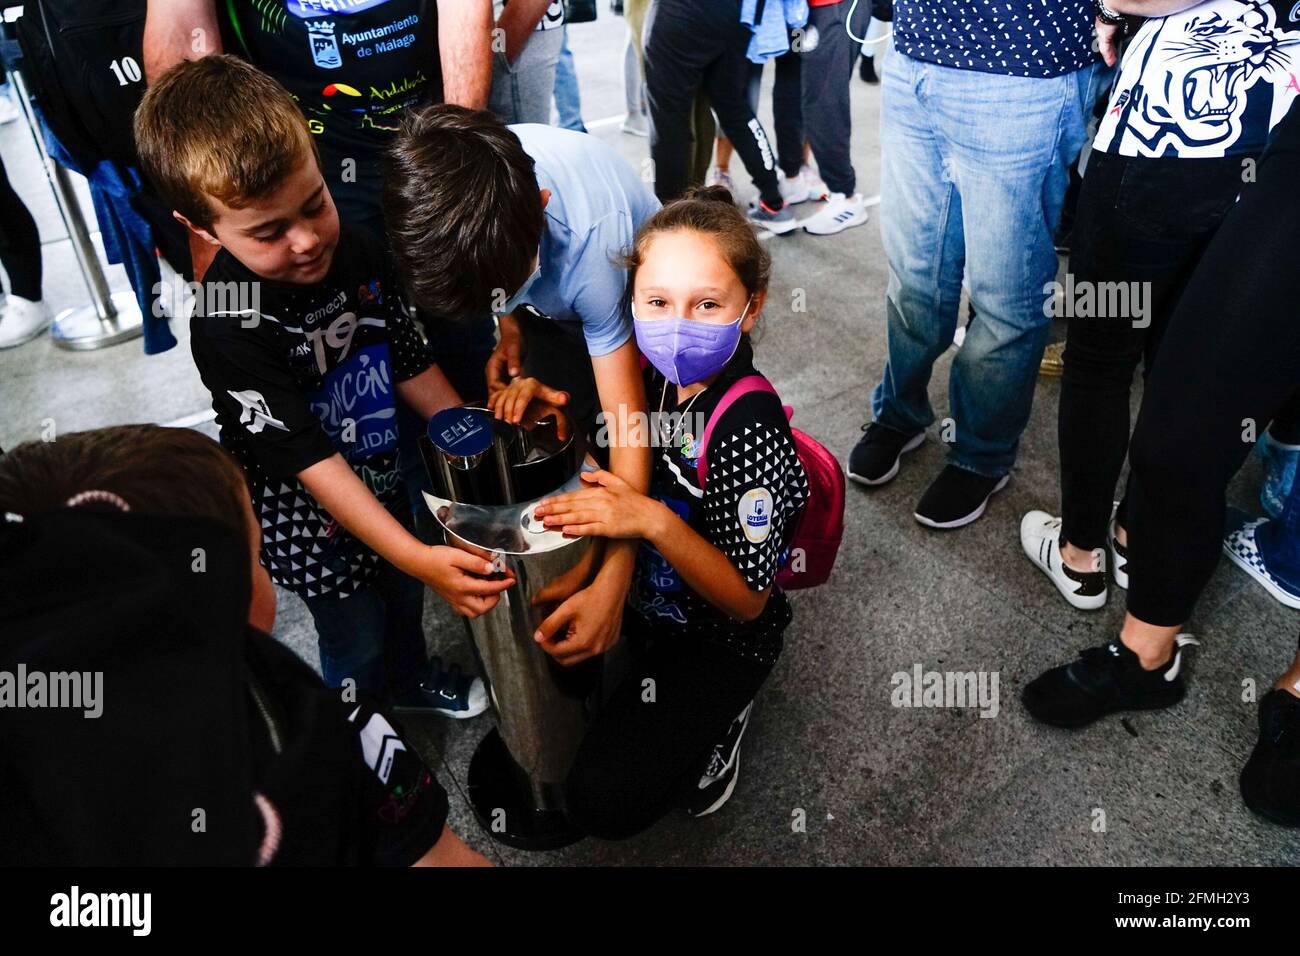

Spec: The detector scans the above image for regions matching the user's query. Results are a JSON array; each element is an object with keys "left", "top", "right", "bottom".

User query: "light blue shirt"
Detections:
[
  {"left": 741, "top": 0, "right": 807, "bottom": 64},
  {"left": 509, "top": 124, "right": 660, "bottom": 357}
]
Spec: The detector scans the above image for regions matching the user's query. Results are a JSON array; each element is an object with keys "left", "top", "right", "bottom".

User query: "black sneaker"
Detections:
[
  {"left": 913, "top": 465, "right": 1009, "bottom": 529},
  {"left": 1240, "top": 689, "right": 1300, "bottom": 827},
  {"left": 686, "top": 701, "right": 753, "bottom": 818},
  {"left": 847, "top": 422, "right": 924, "bottom": 487},
  {"left": 393, "top": 656, "right": 489, "bottom": 719},
  {"left": 1022, "top": 635, "right": 1197, "bottom": 729},
  {"left": 859, "top": 54, "right": 879, "bottom": 84}
]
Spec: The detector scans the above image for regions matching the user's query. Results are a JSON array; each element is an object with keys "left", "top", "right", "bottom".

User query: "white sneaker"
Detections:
[
  {"left": 620, "top": 112, "right": 649, "bottom": 137},
  {"left": 800, "top": 164, "right": 829, "bottom": 202},
  {"left": 706, "top": 167, "right": 734, "bottom": 193},
  {"left": 777, "top": 168, "right": 811, "bottom": 205},
  {"left": 802, "top": 192, "right": 869, "bottom": 236},
  {"left": 1020, "top": 510, "right": 1108, "bottom": 610},
  {"left": 0, "top": 296, "right": 52, "bottom": 348}
]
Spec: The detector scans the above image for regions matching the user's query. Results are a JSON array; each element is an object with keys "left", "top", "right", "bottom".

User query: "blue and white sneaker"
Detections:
[
  {"left": 802, "top": 192, "right": 869, "bottom": 236},
  {"left": 394, "top": 656, "right": 490, "bottom": 719},
  {"left": 1223, "top": 508, "right": 1300, "bottom": 610},
  {"left": 745, "top": 199, "right": 798, "bottom": 235},
  {"left": 1259, "top": 429, "right": 1300, "bottom": 520},
  {"left": 687, "top": 701, "right": 753, "bottom": 818}
]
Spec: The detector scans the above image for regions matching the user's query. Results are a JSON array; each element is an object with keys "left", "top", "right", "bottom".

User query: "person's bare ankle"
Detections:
[
  {"left": 1119, "top": 630, "right": 1173, "bottom": 671},
  {"left": 1274, "top": 671, "right": 1300, "bottom": 699},
  {"left": 1114, "top": 522, "right": 1128, "bottom": 547},
  {"left": 1060, "top": 540, "right": 1099, "bottom": 574}
]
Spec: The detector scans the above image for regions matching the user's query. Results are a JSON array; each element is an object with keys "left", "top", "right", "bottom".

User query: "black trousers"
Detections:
[
  {"left": 769, "top": 1, "right": 858, "bottom": 195},
  {"left": 1058, "top": 150, "right": 1246, "bottom": 551},
  {"left": 1125, "top": 101, "right": 1300, "bottom": 626},
  {"left": 564, "top": 621, "right": 774, "bottom": 840},
  {"left": 770, "top": 50, "right": 803, "bottom": 179},
  {"left": 0, "top": 154, "right": 41, "bottom": 301},
  {"left": 1272, "top": 390, "right": 1300, "bottom": 445},
  {"left": 645, "top": 0, "right": 783, "bottom": 206}
]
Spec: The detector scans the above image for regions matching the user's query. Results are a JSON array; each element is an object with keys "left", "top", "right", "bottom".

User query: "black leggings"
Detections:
[
  {"left": 645, "top": 0, "right": 783, "bottom": 206},
  {"left": 1058, "top": 151, "right": 1246, "bottom": 550},
  {"left": 564, "top": 622, "right": 773, "bottom": 840},
  {"left": 0, "top": 154, "right": 41, "bottom": 301},
  {"left": 1126, "top": 101, "right": 1300, "bottom": 626}
]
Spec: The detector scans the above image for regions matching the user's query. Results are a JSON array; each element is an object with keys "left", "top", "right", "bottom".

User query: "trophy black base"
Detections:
[{"left": 466, "top": 728, "right": 585, "bottom": 852}]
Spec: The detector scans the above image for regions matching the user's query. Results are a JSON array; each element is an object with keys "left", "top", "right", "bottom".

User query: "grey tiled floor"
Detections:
[{"left": 1, "top": 16, "right": 1296, "bottom": 866}]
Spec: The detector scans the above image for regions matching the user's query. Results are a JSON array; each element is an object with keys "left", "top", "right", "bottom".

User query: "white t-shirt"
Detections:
[{"left": 1094, "top": 0, "right": 1300, "bottom": 158}]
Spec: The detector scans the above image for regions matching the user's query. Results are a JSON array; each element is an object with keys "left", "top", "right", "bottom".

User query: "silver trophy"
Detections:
[{"left": 421, "top": 406, "right": 598, "bottom": 849}]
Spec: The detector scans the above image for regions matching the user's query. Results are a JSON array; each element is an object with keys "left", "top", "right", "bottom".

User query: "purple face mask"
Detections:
[{"left": 633, "top": 298, "right": 752, "bottom": 386}]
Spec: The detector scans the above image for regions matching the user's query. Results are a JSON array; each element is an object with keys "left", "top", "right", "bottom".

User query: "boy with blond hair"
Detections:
[{"left": 135, "top": 55, "right": 506, "bottom": 716}]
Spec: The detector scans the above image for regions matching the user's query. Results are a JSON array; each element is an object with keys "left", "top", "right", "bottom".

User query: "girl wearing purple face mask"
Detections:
[{"left": 533, "top": 186, "right": 809, "bottom": 838}]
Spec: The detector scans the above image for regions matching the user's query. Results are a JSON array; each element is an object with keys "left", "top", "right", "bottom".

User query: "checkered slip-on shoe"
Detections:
[{"left": 1223, "top": 507, "right": 1300, "bottom": 611}]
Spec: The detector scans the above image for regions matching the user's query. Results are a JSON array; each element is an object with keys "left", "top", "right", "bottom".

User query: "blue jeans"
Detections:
[
  {"left": 1258, "top": 472, "right": 1300, "bottom": 595},
  {"left": 871, "top": 53, "right": 1093, "bottom": 476},
  {"left": 302, "top": 556, "right": 429, "bottom": 703},
  {"left": 554, "top": 26, "right": 586, "bottom": 132}
]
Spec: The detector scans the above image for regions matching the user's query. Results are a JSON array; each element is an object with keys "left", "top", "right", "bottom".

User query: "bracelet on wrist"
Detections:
[{"left": 1096, "top": 0, "right": 1127, "bottom": 28}]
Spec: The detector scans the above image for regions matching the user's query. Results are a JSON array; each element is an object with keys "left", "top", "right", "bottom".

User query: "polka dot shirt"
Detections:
[{"left": 893, "top": 0, "right": 1098, "bottom": 78}]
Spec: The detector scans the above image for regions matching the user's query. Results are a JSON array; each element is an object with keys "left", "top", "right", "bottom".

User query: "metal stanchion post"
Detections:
[{"left": 9, "top": 63, "right": 143, "bottom": 351}]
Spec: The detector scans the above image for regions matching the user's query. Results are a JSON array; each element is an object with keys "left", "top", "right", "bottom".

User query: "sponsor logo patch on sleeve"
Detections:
[{"left": 739, "top": 487, "right": 773, "bottom": 544}]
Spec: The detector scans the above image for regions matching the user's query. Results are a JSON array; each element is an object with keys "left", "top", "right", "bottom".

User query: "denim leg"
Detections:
[
  {"left": 554, "top": 27, "right": 586, "bottom": 131},
  {"left": 871, "top": 53, "right": 966, "bottom": 437},
  {"left": 304, "top": 586, "right": 387, "bottom": 697},
  {"left": 939, "top": 65, "right": 1092, "bottom": 475}
]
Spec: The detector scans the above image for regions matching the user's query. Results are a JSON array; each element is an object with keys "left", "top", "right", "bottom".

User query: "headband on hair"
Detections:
[{"left": 65, "top": 490, "right": 132, "bottom": 513}]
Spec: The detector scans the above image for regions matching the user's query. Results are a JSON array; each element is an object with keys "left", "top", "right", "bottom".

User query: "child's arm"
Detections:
[
  {"left": 529, "top": 344, "right": 651, "bottom": 663},
  {"left": 395, "top": 362, "right": 463, "bottom": 421},
  {"left": 643, "top": 498, "right": 769, "bottom": 622},
  {"left": 534, "top": 470, "right": 769, "bottom": 623},
  {"left": 487, "top": 376, "right": 572, "bottom": 437},
  {"left": 299, "top": 454, "right": 514, "bottom": 617}
]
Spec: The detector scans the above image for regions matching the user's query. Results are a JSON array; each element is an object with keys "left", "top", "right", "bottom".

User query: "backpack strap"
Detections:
[{"left": 698, "top": 374, "right": 779, "bottom": 485}]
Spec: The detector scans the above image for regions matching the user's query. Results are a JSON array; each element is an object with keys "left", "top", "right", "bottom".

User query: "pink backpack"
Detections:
[{"left": 698, "top": 375, "right": 845, "bottom": 590}]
